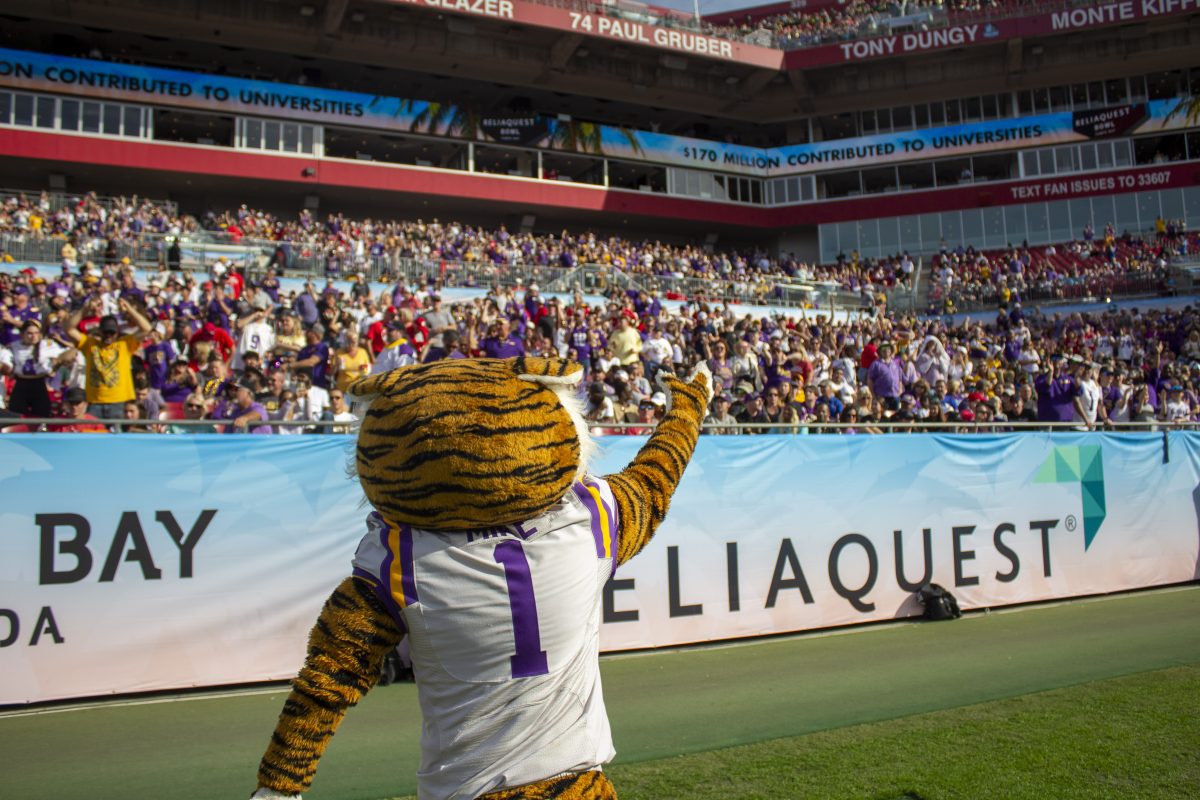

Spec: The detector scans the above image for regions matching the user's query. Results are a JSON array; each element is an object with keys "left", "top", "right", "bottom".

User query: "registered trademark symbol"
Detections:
[{"left": 1065, "top": 515, "right": 1077, "bottom": 531}]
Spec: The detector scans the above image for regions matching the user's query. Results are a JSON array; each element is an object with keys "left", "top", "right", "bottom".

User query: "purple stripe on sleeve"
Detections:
[
  {"left": 353, "top": 566, "right": 407, "bottom": 633},
  {"left": 374, "top": 525, "right": 405, "bottom": 623},
  {"left": 399, "top": 524, "right": 419, "bottom": 606},
  {"left": 572, "top": 481, "right": 606, "bottom": 558},
  {"left": 589, "top": 480, "right": 620, "bottom": 577}
]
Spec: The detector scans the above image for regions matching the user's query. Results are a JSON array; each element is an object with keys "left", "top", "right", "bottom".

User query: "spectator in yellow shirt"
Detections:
[
  {"left": 333, "top": 329, "right": 373, "bottom": 393},
  {"left": 66, "top": 297, "right": 153, "bottom": 419},
  {"left": 609, "top": 315, "right": 643, "bottom": 367}
]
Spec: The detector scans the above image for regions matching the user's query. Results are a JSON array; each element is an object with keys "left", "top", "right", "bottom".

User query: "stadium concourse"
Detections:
[{"left": 1, "top": 190, "right": 1199, "bottom": 434}]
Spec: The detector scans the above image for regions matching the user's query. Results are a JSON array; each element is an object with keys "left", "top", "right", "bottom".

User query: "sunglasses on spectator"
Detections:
[{"left": 186, "top": 403, "right": 205, "bottom": 410}]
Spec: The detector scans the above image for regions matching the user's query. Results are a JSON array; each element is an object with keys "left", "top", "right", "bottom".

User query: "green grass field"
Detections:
[{"left": 3, "top": 586, "right": 1198, "bottom": 800}]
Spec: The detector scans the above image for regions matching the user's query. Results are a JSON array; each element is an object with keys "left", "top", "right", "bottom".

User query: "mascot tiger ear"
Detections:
[
  {"left": 346, "top": 358, "right": 589, "bottom": 530},
  {"left": 511, "top": 356, "right": 584, "bottom": 387}
]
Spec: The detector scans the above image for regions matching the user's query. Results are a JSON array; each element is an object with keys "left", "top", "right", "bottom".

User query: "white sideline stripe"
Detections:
[{"left": 3, "top": 584, "right": 1194, "bottom": 720}]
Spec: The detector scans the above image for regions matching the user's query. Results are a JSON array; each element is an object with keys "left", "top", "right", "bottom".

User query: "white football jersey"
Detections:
[{"left": 352, "top": 478, "right": 620, "bottom": 800}]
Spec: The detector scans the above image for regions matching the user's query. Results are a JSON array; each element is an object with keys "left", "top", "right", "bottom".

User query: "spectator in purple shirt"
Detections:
[
  {"left": 1034, "top": 354, "right": 1080, "bottom": 424},
  {"left": 221, "top": 373, "right": 272, "bottom": 434},
  {"left": 295, "top": 324, "right": 332, "bottom": 388},
  {"left": 481, "top": 317, "right": 525, "bottom": 359},
  {"left": 866, "top": 341, "right": 906, "bottom": 410}
]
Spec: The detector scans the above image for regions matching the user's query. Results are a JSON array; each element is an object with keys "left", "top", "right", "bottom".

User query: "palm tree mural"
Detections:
[
  {"left": 1165, "top": 96, "right": 1200, "bottom": 127},
  {"left": 395, "top": 99, "right": 479, "bottom": 139},
  {"left": 549, "top": 120, "right": 643, "bottom": 157}
]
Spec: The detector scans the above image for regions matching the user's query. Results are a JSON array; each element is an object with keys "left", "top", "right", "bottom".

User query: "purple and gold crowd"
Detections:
[
  {"left": 2, "top": 195, "right": 1200, "bottom": 434},
  {"left": 4, "top": 191, "right": 1189, "bottom": 316}
]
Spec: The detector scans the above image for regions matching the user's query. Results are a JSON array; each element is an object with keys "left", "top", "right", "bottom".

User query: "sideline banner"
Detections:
[{"left": 2, "top": 433, "right": 1198, "bottom": 705}]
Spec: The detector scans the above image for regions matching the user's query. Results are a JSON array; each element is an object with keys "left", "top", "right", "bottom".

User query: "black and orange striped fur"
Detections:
[
  {"left": 480, "top": 770, "right": 618, "bottom": 799},
  {"left": 346, "top": 357, "right": 588, "bottom": 530},
  {"left": 255, "top": 358, "right": 711, "bottom": 799},
  {"left": 257, "top": 577, "right": 402, "bottom": 796}
]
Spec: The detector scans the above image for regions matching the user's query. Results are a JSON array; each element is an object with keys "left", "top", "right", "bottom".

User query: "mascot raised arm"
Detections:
[{"left": 252, "top": 355, "right": 712, "bottom": 800}]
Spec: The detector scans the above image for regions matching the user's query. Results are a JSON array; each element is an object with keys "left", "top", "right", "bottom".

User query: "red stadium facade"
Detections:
[{"left": 0, "top": 0, "right": 1196, "bottom": 263}]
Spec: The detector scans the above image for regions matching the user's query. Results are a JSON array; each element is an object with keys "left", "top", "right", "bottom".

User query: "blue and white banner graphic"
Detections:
[
  {"left": 0, "top": 48, "right": 1189, "bottom": 178},
  {"left": 2, "top": 433, "right": 1198, "bottom": 705}
]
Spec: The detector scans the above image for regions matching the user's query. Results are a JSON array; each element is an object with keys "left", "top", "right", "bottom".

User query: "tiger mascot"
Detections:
[{"left": 252, "top": 355, "right": 712, "bottom": 800}]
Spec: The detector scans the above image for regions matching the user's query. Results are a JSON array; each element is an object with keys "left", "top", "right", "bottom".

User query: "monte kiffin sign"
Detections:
[{"left": 785, "top": 0, "right": 1198, "bottom": 68}]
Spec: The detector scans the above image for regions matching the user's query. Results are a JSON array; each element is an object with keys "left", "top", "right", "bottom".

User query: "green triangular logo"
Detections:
[{"left": 1034, "top": 445, "right": 1106, "bottom": 549}]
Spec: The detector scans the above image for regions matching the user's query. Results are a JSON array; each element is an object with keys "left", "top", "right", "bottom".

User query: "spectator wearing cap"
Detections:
[
  {"left": 220, "top": 373, "right": 271, "bottom": 434},
  {"left": 160, "top": 359, "right": 198, "bottom": 403},
  {"left": 373, "top": 319, "right": 419, "bottom": 373},
  {"left": 1164, "top": 384, "right": 1190, "bottom": 423},
  {"left": 141, "top": 322, "right": 177, "bottom": 391},
  {"left": 583, "top": 381, "right": 616, "bottom": 430},
  {"left": 53, "top": 386, "right": 108, "bottom": 433},
  {"left": 4, "top": 318, "right": 75, "bottom": 418},
  {"left": 737, "top": 391, "right": 770, "bottom": 434},
  {"left": 232, "top": 303, "right": 277, "bottom": 372},
  {"left": 703, "top": 392, "right": 737, "bottom": 435},
  {"left": 1, "top": 286, "right": 41, "bottom": 346},
  {"left": 188, "top": 320, "right": 236, "bottom": 365},
  {"left": 481, "top": 317, "right": 524, "bottom": 359},
  {"left": 294, "top": 324, "right": 332, "bottom": 388},
  {"left": 272, "top": 309, "right": 305, "bottom": 358},
  {"left": 65, "top": 296, "right": 153, "bottom": 419},
  {"left": 623, "top": 395, "right": 661, "bottom": 436},
  {"left": 866, "top": 341, "right": 908, "bottom": 411}
]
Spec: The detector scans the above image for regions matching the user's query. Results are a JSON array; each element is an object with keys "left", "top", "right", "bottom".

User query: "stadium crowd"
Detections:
[
  {"left": 2, "top": 233, "right": 1199, "bottom": 434},
  {"left": 927, "top": 220, "right": 1195, "bottom": 314},
  {"left": 711, "top": 0, "right": 1035, "bottom": 49},
  {"left": 2, "top": 191, "right": 1190, "bottom": 315}
]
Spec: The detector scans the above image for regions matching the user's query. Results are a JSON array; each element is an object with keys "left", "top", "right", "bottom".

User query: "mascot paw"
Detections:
[
  {"left": 251, "top": 788, "right": 301, "bottom": 799},
  {"left": 656, "top": 362, "right": 713, "bottom": 413}
]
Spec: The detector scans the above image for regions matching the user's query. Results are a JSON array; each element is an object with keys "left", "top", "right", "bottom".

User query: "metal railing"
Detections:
[
  {"left": 0, "top": 187, "right": 177, "bottom": 218},
  {"left": 0, "top": 231, "right": 855, "bottom": 311},
  {"left": 5, "top": 418, "right": 1192, "bottom": 434}
]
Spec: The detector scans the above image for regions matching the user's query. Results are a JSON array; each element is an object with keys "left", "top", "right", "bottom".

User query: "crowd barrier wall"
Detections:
[{"left": 3, "top": 432, "right": 1198, "bottom": 705}]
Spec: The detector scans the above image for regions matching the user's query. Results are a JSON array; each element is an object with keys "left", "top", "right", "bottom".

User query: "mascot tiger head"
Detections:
[{"left": 346, "top": 356, "right": 596, "bottom": 530}]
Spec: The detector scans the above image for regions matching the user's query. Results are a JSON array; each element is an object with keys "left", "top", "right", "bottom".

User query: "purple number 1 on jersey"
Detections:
[{"left": 494, "top": 540, "right": 550, "bottom": 678}]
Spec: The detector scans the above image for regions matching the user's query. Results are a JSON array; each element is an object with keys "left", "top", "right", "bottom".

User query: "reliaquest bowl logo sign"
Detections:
[{"left": 1034, "top": 445, "right": 1106, "bottom": 550}]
